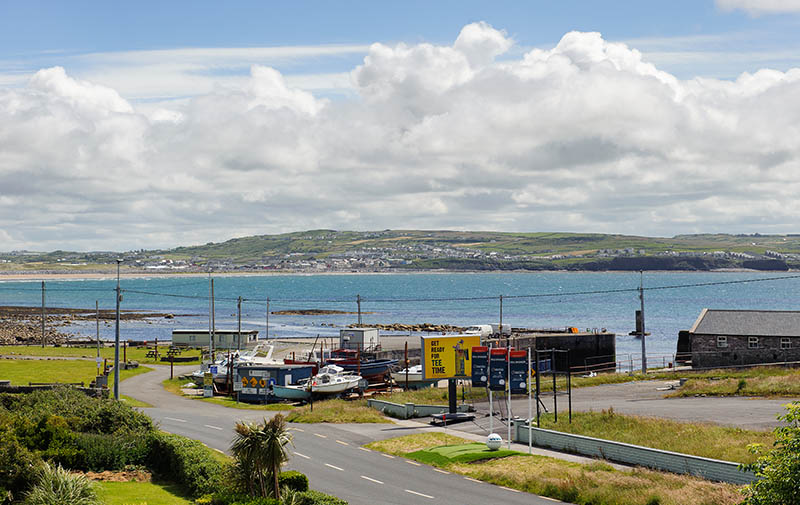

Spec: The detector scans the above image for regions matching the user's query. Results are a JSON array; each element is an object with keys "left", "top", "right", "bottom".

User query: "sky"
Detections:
[{"left": 2, "top": 1, "right": 800, "bottom": 252}]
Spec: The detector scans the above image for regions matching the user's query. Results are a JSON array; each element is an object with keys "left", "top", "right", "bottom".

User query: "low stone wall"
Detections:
[
  {"left": 512, "top": 421, "right": 754, "bottom": 485},
  {"left": 367, "top": 399, "right": 471, "bottom": 419}
]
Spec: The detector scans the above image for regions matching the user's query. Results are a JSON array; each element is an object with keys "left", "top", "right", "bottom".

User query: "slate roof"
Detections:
[{"left": 689, "top": 309, "right": 800, "bottom": 337}]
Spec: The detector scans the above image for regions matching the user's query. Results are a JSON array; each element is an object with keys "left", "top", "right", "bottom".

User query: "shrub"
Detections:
[
  {"left": 203, "top": 492, "right": 279, "bottom": 505},
  {"left": 70, "top": 432, "right": 150, "bottom": 470},
  {"left": 742, "top": 401, "right": 800, "bottom": 504},
  {"left": 290, "top": 490, "right": 348, "bottom": 505},
  {"left": 0, "top": 419, "right": 41, "bottom": 504},
  {"left": 147, "top": 431, "right": 224, "bottom": 497},
  {"left": 21, "top": 462, "right": 100, "bottom": 505},
  {"left": 1, "top": 388, "right": 153, "bottom": 436},
  {"left": 278, "top": 471, "right": 308, "bottom": 492}
]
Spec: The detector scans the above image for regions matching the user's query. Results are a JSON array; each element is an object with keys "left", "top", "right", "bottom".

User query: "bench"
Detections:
[{"left": 145, "top": 350, "right": 160, "bottom": 358}]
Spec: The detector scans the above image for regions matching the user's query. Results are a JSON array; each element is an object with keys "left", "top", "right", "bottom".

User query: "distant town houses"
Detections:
[{"left": 3, "top": 233, "right": 798, "bottom": 273}]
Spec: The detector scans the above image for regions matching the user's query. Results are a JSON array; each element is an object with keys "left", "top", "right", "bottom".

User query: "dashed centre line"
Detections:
[
  {"left": 314, "top": 433, "right": 327, "bottom": 439},
  {"left": 336, "top": 440, "right": 349, "bottom": 446},
  {"left": 433, "top": 469, "right": 449, "bottom": 474},
  {"left": 294, "top": 452, "right": 311, "bottom": 460},
  {"left": 405, "top": 460, "right": 421, "bottom": 466},
  {"left": 405, "top": 489, "right": 434, "bottom": 499},
  {"left": 203, "top": 424, "right": 223, "bottom": 431},
  {"left": 358, "top": 447, "right": 371, "bottom": 452},
  {"left": 325, "top": 463, "right": 344, "bottom": 471},
  {"left": 292, "top": 428, "right": 305, "bottom": 432},
  {"left": 360, "top": 475, "right": 384, "bottom": 484},
  {"left": 500, "top": 486, "right": 521, "bottom": 493},
  {"left": 381, "top": 453, "right": 395, "bottom": 459},
  {"left": 464, "top": 477, "right": 482, "bottom": 483},
  {"left": 164, "top": 417, "right": 187, "bottom": 423}
]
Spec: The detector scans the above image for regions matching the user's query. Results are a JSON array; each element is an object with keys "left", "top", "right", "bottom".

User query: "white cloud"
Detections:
[
  {"left": 2, "top": 23, "right": 800, "bottom": 251},
  {"left": 717, "top": 0, "right": 800, "bottom": 14}
]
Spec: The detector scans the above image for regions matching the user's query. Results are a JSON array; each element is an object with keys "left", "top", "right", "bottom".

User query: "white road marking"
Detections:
[
  {"left": 405, "top": 489, "right": 434, "bottom": 499},
  {"left": 336, "top": 440, "right": 349, "bottom": 446},
  {"left": 464, "top": 477, "right": 482, "bottom": 483},
  {"left": 358, "top": 447, "right": 371, "bottom": 452},
  {"left": 540, "top": 496, "right": 562, "bottom": 502},
  {"left": 164, "top": 417, "right": 187, "bottom": 423},
  {"left": 203, "top": 424, "right": 223, "bottom": 431},
  {"left": 294, "top": 452, "right": 311, "bottom": 459},
  {"left": 500, "top": 486, "right": 521, "bottom": 493},
  {"left": 325, "top": 463, "right": 344, "bottom": 471},
  {"left": 381, "top": 453, "right": 395, "bottom": 459},
  {"left": 314, "top": 433, "right": 327, "bottom": 439},
  {"left": 433, "top": 468, "right": 449, "bottom": 474},
  {"left": 405, "top": 460, "right": 421, "bottom": 466},
  {"left": 360, "top": 475, "right": 384, "bottom": 484},
  {"left": 292, "top": 427, "right": 305, "bottom": 432}
]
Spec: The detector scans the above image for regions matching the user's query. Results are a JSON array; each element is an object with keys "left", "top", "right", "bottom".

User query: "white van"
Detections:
[{"left": 464, "top": 324, "right": 493, "bottom": 339}]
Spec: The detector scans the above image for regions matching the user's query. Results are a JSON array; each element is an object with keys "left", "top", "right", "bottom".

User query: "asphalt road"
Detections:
[{"left": 124, "top": 366, "right": 562, "bottom": 505}]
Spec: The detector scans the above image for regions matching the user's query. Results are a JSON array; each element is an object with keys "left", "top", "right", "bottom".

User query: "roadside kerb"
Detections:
[
  {"left": 512, "top": 420, "right": 755, "bottom": 484},
  {"left": 367, "top": 399, "right": 471, "bottom": 419}
]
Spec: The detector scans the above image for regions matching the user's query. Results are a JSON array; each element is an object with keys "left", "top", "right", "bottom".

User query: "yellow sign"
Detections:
[
  {"left": 421, "top": 335, "right": 481, "bottom": 380},
  {"left": 249, "top": 377, "right": 259, "bottom": 387}
]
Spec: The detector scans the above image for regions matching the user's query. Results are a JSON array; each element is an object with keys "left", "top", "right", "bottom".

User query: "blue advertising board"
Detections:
[
  {"left": 471, "top": 346, "right": 488, "bottom": 387},
  {"left": 489, "top": 348, "right": 507, "bottom": 391},
  {"left": 509, "top": 350, "right": 528, "bottom": 394}
]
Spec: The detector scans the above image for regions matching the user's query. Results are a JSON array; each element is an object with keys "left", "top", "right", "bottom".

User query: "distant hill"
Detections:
[{"left": 2, "top": 230, "right": 799, "bottom": 273}]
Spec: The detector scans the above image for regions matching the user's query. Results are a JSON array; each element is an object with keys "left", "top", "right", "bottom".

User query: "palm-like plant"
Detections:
[{"left": 231, "top": 413, "right": 293, "bottom": 500}]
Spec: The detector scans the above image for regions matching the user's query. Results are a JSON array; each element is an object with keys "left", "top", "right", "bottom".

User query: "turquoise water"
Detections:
[{"left": 1, "top": 272, "right": 797, "bottom": 359}]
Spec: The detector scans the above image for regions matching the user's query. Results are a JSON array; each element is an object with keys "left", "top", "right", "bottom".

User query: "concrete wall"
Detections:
[
  {"left": 692, "top": 333, "right": 800, "bottom": 368},
  {"left": 367, "top": 399, "right": 471, "bottom": 419},
  {"left": 512, "top": 421, "right": 754, "bottom": 485}
]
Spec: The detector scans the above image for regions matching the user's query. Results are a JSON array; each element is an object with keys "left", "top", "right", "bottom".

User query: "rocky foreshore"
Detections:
[{"left": 0, "top": 306, "right": 181, "bottom": 345}]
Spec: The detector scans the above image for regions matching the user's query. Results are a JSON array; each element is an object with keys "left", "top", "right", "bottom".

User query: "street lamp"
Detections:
[{"left": 114, "top": 259, "right": 122, "bottom": 400}]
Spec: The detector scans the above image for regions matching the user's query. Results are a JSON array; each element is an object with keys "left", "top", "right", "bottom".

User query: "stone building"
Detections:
[{"left": 681, "top": 309, "right": 800, "bottom": 368}]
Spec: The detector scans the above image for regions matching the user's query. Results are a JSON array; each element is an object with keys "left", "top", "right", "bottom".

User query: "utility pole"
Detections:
[
  {"left": 208, "top": 272, "right": 213, "bottom": 361},
  {"left": 96, "top": 301, "right": 100, "bottom": 376},
  {"left": 499, "top": 295, "right": 504, "bottom": 346},
  {"left": 639, "top": 271, "right": 647, "bottom": 374},
  {"left": 114, "top": 259, "right": 122, "bottom": 401},
  {"left": 41, "top": 281, "right": 45, "bottom": 347},
  {"left": 237, "top": 296, "right": 242, "bottom": 351},
  {"left": 357, "top": 294, "right": 362, "bottom": 327},
  {"left": 266, "top": 297, "right": 270, "bottom": 340},
  {"left": 211, "top": 278, "right": 215, "bottom": 361}
]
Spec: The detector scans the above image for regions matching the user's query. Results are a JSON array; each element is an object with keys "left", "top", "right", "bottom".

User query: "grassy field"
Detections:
[
  {"left": 367, "top": 433, "right": 743, "bottom": 505},
  {"left": 95, "top": 480, "right": 193, "bottom": 505},
  {"left": 0, "top": 344, "right": 203, "bottom": 366},
  {"left": 667, "top": 369, "right": 800, "bottom": 397},
  {"left": 536, "top": 409, "right": 773, "bottom": 464},
  {"left": 0, "top": 359, "right": 150, "bottom": 386}
]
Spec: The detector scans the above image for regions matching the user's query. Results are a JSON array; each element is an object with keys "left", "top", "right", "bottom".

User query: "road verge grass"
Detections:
[
  {"left": 536, "top": 409, "right": 773, "bottom": 464},
  {"left": 667, "top": 372, "right": 800, "bottom": 397},
  {"left": 286, "top": 398, "right": 392, "bottom": 423},
  {"left": 367, "top": 433, "right": 743, "bottom": 505}
]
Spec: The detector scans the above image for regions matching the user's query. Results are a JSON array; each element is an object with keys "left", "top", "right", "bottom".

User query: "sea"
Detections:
[{"left": 1, "top": 271, "right": 798, "bottom": 362}]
